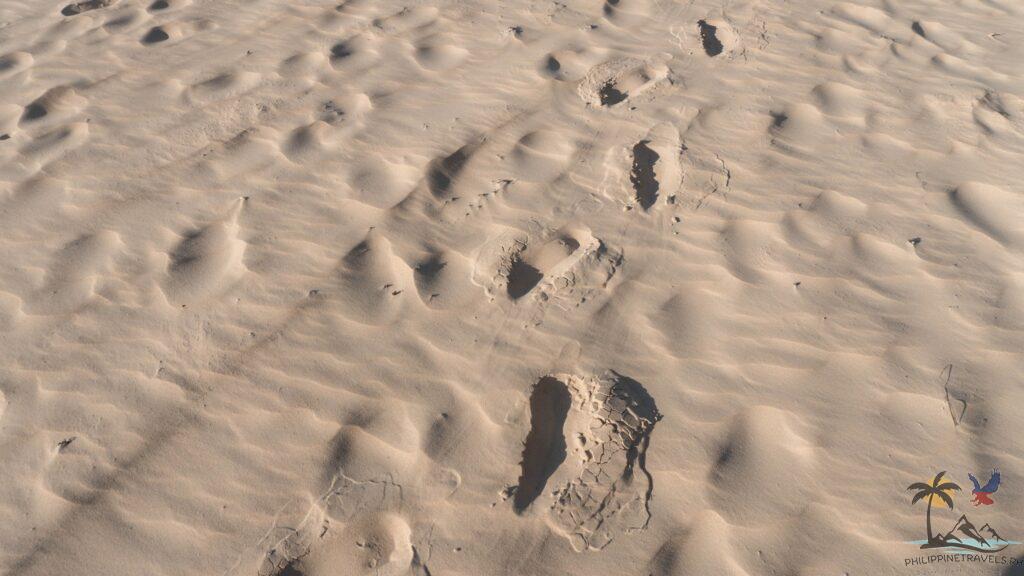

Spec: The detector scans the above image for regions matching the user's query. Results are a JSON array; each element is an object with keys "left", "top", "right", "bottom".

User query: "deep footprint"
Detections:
[
  {"left": 599, "top": 81, "right": 627, "bottom": 106},
  {"left": 630, "top": 140, "right": 660, "bottom": 210},
  {"left": 552, "top": 371, "right": 662, "bottom": 550},
  {"left": 513, "top": 377, "right": 572, "bottom": 513},
  {"left": 506, "top": 257, "right": 544, "bottom": 300},
  {"left": 62, "top": 0, "right": 114, "bottom": 16},
  {"left": 698, "top": 20, "right": 724, "bottom": 56}
]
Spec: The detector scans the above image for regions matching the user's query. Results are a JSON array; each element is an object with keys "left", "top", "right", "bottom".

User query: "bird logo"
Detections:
[{"left": 967, "top": 470, "right": 1000, "bottom": 506}]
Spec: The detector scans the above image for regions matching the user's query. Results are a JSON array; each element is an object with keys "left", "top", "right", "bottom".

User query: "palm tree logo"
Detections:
[{"left": 907, "top": 471, "right": 960, "bottom": 546}]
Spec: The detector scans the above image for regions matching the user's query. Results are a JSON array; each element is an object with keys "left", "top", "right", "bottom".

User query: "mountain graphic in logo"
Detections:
[
  {"left": 981, "top": 523, "right": 1006, "bottom": 543},
  {"left": 930, "top": 514, "right": 1008, "bottom": 552}
]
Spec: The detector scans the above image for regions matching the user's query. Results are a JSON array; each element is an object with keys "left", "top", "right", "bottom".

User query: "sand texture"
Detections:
[{"left": 1, "top": 0, "right": 1023, "bottom": 574}]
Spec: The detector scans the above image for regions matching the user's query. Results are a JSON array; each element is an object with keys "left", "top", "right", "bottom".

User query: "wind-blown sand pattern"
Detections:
[{"left": 0, "top": 0, "right": 1022, "bottom": 574}]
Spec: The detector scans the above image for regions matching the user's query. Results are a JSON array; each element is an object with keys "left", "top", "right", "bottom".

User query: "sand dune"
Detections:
[{"left": 0, "top": 0, "right": 1022, "bottom": 574}]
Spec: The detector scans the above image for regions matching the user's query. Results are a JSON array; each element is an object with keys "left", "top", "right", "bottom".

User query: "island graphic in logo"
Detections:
[{"left": 906, "top": 470, "right": 1013, "bottom": 554}]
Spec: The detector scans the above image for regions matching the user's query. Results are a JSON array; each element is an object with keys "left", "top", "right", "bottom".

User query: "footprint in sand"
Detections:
[
  {"left": 61, "top": 0, "right": 115, "bottom": 16},
  {"left": 270, "top": 513, "right": 415, "bottom": 576},
  {"left": 256, "top": 474, "right": 429, "bottom": 576},
  {"left": 474, "top": 226, "right": 620, "bottom": 305},
  {"left": 629, "top": 123, "right": 682, "bottom": 211},
  {"left": 512, "top": 371, "right": 662, "bottom": 551},
  {"left": 695, "top": 19, "right": 741, "bottom": 58},
  {"left": 577, "top": 57, "right": 668, "bottom": 108}
]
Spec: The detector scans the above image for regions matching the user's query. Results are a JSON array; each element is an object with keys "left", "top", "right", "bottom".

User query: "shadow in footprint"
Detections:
[
  {"left": 599, "top": 81, "right": 627, "bottom": 106},
  {"left": 62, "top": 0, "right": 111, "bottom": 16},
  {"left": 277, "top": 563, "right": 305, "bottom": 576},
  {"left": 631, "top": 140, "right": 660, "bottom": 210},
  {"left": 506, "top": 258, "right": 543, "bottom": 300},
  {"left": 514, "top": 377, "right": 571, "bottom": 513},
  {"left": 610, "top": 373, "right": 660, "bottom": 482},
  {"left": 142, "top": 26, "right": 170, "bottom": 44},
  {"left": 698, "top": 20, "right": 724, "bottom": 57}
]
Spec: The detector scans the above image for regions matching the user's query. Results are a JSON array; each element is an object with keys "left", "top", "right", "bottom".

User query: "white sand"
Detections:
[{"left": 1, "top": 0, "right": 1022, "bottom": 574}]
